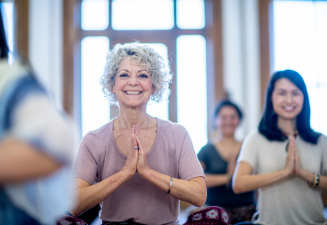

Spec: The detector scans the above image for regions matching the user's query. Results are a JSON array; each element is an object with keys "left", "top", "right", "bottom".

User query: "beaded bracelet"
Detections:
[{"left": 307, "top": 173, "right": 320, "bottom": 189}]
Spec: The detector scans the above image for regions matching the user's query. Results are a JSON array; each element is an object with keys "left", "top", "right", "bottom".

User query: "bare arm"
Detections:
[
  {"left": 134, "top": 125, "right": 206, "bottom": 207},
  {"left": 199, "top": 161, "right": 229, "bottom": 188},
  {"left": 296, "top": 169, "right": 327, "bottom": 190},
  {"left": 141, "top": 169, "right": 206, "bottom": 207},
  {"left": 0, "top": 138, "right": 61, "bottom": 184},
  {"left": 204, "top": 174, "right": 229, "bottom": 188},
  {"left": 70, "top": 170, "right": 132, "bottom": 216},
  {"left": 293, "top": 139, "right": 327, "bottom": 190},
  {"left": 233, "top": 136, "right": 298, "bottom": 194},
  {"left": 232, "top": 161, "right": 289, "bottom": 194},
  {"left": 71, "top": 133, "right": 139, "bottom": 216}
]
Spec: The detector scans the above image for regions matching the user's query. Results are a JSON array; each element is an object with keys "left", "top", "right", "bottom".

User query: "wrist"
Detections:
[
  {"left": 225, "top": 174, "right": 232, "bottom": 188},
  {"left": 121, "top": 167, "right": 135, "bottom": 179},
  {"left": 300, "top": 169, "right": 315, "bottom": 183},
  {"left": 225, "top": 174, "right": 231, "bottom": 184},
  {"left": 139, "top": 166, "right": 151, "bottom": 179},
  {"left": 281, "top": 168, "right": 291, "bottom": 178}
]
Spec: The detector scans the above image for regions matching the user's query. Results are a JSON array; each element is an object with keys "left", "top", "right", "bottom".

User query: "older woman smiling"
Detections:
[{"left": 71, "top": 42, "right": 206, "bottom": 225}]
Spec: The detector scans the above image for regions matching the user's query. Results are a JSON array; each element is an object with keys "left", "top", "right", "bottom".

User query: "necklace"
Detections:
[{"left": 118, "top": 115, "right": 150, "bottom": 152}]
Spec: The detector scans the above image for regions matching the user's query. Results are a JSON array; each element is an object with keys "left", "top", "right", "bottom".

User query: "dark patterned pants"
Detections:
[{"left": 221, "top": 204, "right": 256, "bottom": 224}]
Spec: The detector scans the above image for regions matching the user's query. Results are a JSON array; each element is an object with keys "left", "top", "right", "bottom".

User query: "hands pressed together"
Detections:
[
  {"left": 122, "top": 124, "right": 150, "bottom": 179},
  {"left": 284, "top": 136, "right": 306, "bottom": 180}
]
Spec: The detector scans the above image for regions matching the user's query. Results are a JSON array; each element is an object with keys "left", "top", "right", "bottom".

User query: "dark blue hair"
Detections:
[
  {"left": 213, "top": 100, "right": 243, "bottom": 121},
  {"left": 258, "top": 69, "right": 320, "bottom": 144}
]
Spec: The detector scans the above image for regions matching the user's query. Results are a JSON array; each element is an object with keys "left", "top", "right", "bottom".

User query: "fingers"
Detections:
[
  {"left": 289, "top": 136, "right": 297, "bottom": 160},
  {"left": 287, "top": 136, "right": 296, "bottom": 156},
  {"left": 135, "top": 124, "right": 141, "bottom": 136},
  {"left": 132, "top": 134, "right": 138, "bottom": 150}
]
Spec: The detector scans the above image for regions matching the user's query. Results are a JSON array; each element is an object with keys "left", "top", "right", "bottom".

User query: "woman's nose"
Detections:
[
  {"left": 286, "top": 93, "right": 293, "bottom": 103},
  {"left": 128, "top": 75, "right": 138, "bottom": 85}
]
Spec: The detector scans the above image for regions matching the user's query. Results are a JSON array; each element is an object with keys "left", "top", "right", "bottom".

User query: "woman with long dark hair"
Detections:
[{"left": 233, "top": 70, "right": 327, "bottom": 225}]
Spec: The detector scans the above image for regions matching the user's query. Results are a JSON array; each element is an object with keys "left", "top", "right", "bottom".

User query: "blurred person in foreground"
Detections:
[
  {"left": 71, "top": 42, "right": 207, "bottom": 225},
  {"left": 0, "top": 6, "right": 75, "bottom": 225},
  {"left": 197, "top": 100, "right": 255, "bottom": 224},
  {"left": 233, "top": 70, "right": 327, "bottom": 225}
]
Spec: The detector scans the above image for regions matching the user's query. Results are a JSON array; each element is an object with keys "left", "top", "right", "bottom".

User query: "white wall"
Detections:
[
  {"left": 221, "top": 0, "right": 261, "bottom": 140},
  {"left": 28, "top": 0, "right": 63, "bottom": 109}
]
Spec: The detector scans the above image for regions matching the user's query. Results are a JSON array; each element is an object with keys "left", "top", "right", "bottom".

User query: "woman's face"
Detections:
[
  {"left": 272, "top": 78, "right": 304, "bottom": 120},
  {"left": 113, "top": 57, "right": 154, "bottom": 108},
  {"left": 215, "top": 106, "right": 240, "bottom": 136}
]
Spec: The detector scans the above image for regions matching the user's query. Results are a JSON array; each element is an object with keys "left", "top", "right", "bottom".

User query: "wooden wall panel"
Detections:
[
  {"left": 63, "top": 0, "right": 77, "bottom": 117},
  {"left": 210, "top": 0, "right": 225, "bottom": 102},
  {"left": 259, "top": 0, "right": 273, "bottom": 110},
  {"left": 14, "top": 0, "right": 29, "bottom": 59}
]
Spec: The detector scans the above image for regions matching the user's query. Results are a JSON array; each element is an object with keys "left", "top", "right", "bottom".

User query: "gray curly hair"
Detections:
[{"left": 100, "top": 42, "right": 173, "bottom": 105}]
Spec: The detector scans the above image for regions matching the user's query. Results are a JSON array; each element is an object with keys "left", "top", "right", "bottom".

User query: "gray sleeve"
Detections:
[
  {"left": 237, "top": 131, "right": 259, "bottom": 172},
  {"left": 10, "top": 93, "right": 75, "bottom": 164},
  {"left": 319, "top": 135, "right": 327, "bottom": 175},
  {"left": 73, "top": 134, "right": 98, "bottom": 185},
  {"left": 178, "top": 129, "right": 205, "bottom": 181}
]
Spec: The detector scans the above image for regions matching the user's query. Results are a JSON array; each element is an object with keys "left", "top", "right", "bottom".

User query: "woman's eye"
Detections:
[
  {"left": 278, "top": 92, "right": 285, "bottom": 96},
  {"left": 139, "top": 74, "right": 149, "bottom": 78},
  {"left": 119, "top": 73, "right": 128, "bottom": 77}
]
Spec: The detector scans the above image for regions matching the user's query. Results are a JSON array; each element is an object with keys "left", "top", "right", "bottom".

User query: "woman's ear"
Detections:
[{"left": 112, "top": 85, "right": 116, "bottom": 94}]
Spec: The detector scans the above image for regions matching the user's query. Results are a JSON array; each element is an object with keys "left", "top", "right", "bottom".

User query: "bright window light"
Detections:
[
  {"left": 177, "top": 0, "right": 205, "bottom": 29},
  {"left": 112, "top": 0, "right": 174, "bottom": 30},
  {"left": 139, "top": 43, "right": 169, "bottom": 121},
  {"left": 177, "top": 35, "right": 207, "bottom": 153},
  {"left": 82, "top": 0, "right": 109, "bottom": 30},
  {"left": 274, "top": 1, "right": 327, "bottom": 136},
  {"left": 2, "top": 3, "right": 13, "bottom": 63},
  {"left": 81, "top": 37, "right": 110, "bottom": 135}
]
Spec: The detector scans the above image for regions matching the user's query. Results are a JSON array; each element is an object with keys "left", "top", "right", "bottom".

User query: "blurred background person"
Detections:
[
  {"left": 70, "top": 42, "right": 206, "bottom": 225},
  {"left": 233, "top": 70, "right": 327, "bottom": 225},
  {"left": 197, "top": 100, "right": 255, "bottom": 224},
  {"left": 0, "top": 5, "right": 75, "bottom": 225}
]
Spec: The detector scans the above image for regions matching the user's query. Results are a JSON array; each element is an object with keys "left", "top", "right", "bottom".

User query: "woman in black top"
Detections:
[{"left": 198, "top": 100, "right": 255, "bottom": 224}]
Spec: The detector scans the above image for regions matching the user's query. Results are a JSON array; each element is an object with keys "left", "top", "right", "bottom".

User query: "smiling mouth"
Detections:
[
  {"left": 124, "top": 91, "right": 143, "bottom": 95},
  {"left": 282, "top": 106, "right": 296, "bottom": 111}
]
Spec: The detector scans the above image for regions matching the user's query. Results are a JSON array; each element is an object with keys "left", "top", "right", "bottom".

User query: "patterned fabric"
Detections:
[
  {"left": 222, "top": 204, "right": 256, "bottom": 224},
  {"left": 56, "top": 215, "right": 88, "bottom": 225},
  {"left": 183, "top": 206, "right": 230, "bottom": 225},
  {"left": 102, "top": 220, "right": 144, "bottom": 225}
]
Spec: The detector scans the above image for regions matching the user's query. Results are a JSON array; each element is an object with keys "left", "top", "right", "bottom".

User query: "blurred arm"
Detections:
[
  {"left": 199, "top": 161, "right": 229, "bottom": 188},
  {"left": 0, "top": 138, "right": 61, "bottom": 184},
  {"left": 233, "top": 161, "right": 289, "bottom": 194},
  {"left": 204, "top": 174, "right": 229, "bottom": 188},
  {"left": 297, "top": 169, "right": 327, "bottom": 190}
]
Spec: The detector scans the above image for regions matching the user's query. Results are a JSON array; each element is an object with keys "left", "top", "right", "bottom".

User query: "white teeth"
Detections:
[
  {"left": 125, "top": 91, "right": 141, "bottom": 95},
  {"left": 283, "top": 106, "right": 295, "bottom": 110}
]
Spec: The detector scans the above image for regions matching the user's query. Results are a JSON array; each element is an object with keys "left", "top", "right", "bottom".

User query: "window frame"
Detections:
[{"left": 63, "top": 0, "right": 225, "bottom": 139}]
